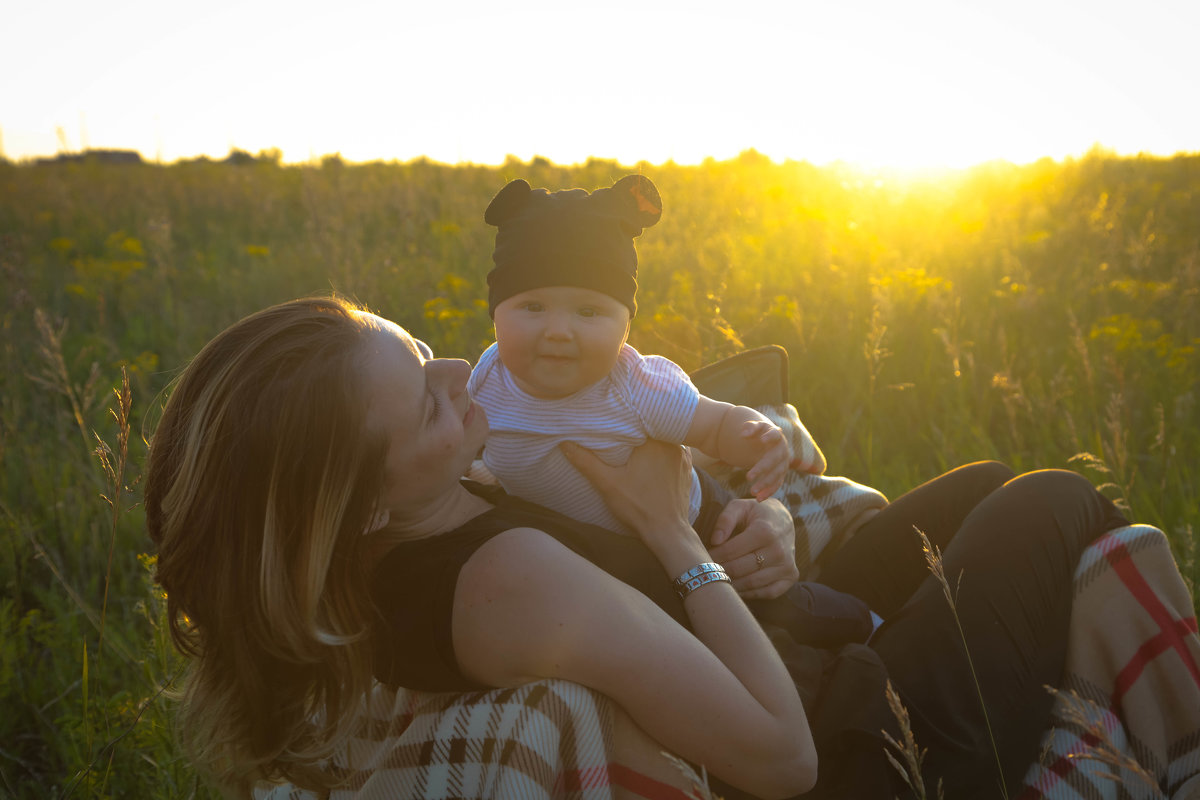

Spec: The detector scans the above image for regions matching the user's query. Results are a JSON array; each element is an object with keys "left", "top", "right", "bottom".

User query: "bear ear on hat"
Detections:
[
  {"left": 613, "top": 175, "right": 662, "bottom": 229},
  {"left": 485, "top": 179, "right": 532, "bottom": 226}
]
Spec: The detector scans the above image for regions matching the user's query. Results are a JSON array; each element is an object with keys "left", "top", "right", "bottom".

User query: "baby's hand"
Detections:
[{"left": 742, "top": 420, "right": 790, "bottom": 501}]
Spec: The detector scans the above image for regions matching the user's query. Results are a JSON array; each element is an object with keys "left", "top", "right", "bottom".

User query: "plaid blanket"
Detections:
[
  {"left": 1017, "top": 524, "right": 1200, "bottom": 800},
  {"left": 255, "top": 390, "right": 1199, "bottom": 798},
  {"left": 253, "top": 680, "right": 693, "bottom": 800}
]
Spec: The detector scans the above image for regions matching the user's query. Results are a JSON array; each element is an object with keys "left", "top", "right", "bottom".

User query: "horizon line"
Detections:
[{"left": 8, "top": 143, "right": 1200, "bottom": 173}]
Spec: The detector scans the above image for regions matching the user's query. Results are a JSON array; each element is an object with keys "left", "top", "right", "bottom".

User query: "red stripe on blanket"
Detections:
[
  {"left": 557, "top": 764, "right": 693, "bottom": 799},
  {"left": 609, "top": 763, "right": 697, "bottom": 799},
  {"left": 558, "top": 765, "right": 608, "bottom": 791},
  {"left": 1105, "top": 542, "right": 1200, "bottom": 705},
  {"left": 1111, "top": 616, "right": 1200, "bottom": 706},
  {"left": 1014, "top": 730, "right": 1104, "bottom": 800}
]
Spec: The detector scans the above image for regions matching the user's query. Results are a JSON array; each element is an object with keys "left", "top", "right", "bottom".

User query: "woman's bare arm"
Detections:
[
  {"left": 453, "top": 440, "right": 816, "bottom": 798},
  {"left": 454, "top": 528, "right": 816, "bottom": 799}
]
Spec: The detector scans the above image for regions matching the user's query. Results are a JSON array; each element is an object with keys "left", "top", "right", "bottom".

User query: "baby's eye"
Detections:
[
  {"left": 577, "top": 307, "right": 597, "bottom": 318},
  {"left": 521, "top": 302, "right": 545, "bottom": 313}
]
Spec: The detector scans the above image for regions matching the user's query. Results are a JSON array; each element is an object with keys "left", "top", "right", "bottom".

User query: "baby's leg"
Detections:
[{"left": 820, "top": 460, "right": 1015, "bottom": 616}]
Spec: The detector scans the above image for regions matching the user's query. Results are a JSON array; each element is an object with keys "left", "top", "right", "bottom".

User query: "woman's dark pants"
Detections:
[{"left": 822, "top": 465, "right": 1127, "bottom": 797}]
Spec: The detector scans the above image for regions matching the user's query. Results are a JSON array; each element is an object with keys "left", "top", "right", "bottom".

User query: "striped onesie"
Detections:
[{"left": 468, "top": 342, "right": 703, "bottom": 536}]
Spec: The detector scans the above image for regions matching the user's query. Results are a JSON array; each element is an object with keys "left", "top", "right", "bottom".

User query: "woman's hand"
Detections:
[
  {"left": 560, "top": 439, "right": 710, "bottom": 575},
  {"left": 560, "top": 439, "right": 693, "bottom": 534},
  {"left": 708, "top": 498, "right": 800, "bottom": 600}
]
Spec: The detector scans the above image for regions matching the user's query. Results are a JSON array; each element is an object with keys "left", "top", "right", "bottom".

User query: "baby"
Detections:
[{"left": 468, "top": 175, "right": 794, "bottom": 537}]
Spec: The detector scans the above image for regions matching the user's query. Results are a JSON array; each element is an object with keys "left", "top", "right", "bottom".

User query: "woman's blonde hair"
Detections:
[{"left": 145, "top": 296, "right": 389, "bottom": 793}]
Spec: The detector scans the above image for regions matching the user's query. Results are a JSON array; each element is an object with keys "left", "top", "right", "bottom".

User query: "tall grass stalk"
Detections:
[
  {"left": 1102, "top": 393, "right": 1134, "bottom": 507},
  {"left": 1069, "top": 450, "right": 1131, "bottom": 513},
  {"left": 30, "top": 308, "right": 101, "bottom": 457},
  {"left": 57, "top": 367, "right": 157, "bottom": 798},
  {"left": 60, "top": 670, "right": 182, "bottom": 800},
  {"left": 1044, "top": 686, "right": 1161, "bottom": 796},
  {"left": 1179, "top": 524, "right": 1196, "bottom": 599},
  {"left": 862, "top": 305, "right": 891, "bottom": 478},
  {"left": 915, "top": 525, "right": 1009, "bottom": 800},
  {"left": 93, "top": 367, "right": 132, "bottom": 662},
  {"left": 882, "top": 679, "right": 943, "bottom": 800},
  {"left": 24, "top": 529, "right": 137, "bottom": 667},
  {"left": 25, "top": 530, "right": 101, "bottom": 630},
  {"left": 81, "top": 642, "right": 91, "bottom": 772},
  {"left": 660, "top": 752, "right": 723, "bottom": 800}
]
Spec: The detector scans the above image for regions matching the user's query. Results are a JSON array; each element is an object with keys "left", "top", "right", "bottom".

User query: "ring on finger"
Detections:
[{"left": 754, "top": 551, "right": 766, "bottom": 570}]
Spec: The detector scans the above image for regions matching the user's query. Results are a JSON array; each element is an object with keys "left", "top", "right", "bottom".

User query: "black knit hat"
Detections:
[{"left": 484, "top": 174, "right": 662, "bottom": 318}]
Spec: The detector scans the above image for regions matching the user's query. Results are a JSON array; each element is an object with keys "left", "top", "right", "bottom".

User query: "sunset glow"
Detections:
[{"left": 3, "top": 0, "right": 1196, "bottom": 169}]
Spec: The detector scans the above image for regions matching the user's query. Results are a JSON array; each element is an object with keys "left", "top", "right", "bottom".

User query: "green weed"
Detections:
[{"left": 1, "top": 151, "right": 1196, "bottom": 796}]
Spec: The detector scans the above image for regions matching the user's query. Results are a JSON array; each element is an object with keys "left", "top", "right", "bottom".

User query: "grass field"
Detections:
[{"left": 1, "top": 150, "right": 1197, "bottom": 797}]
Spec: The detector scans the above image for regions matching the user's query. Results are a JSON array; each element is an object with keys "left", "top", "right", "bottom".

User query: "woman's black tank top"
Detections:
[{"left": 369, "top": 481, "right": 686, "bottom": 691}]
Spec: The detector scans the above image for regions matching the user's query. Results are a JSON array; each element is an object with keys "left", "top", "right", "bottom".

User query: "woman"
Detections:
[{"left": 146, "top": 296, "right": 1128, "bottom": 799}]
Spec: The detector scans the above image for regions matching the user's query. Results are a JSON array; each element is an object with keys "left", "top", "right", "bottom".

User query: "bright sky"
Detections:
[{"left": 4, "top": 0, "right": 1198, "bottom": 169}]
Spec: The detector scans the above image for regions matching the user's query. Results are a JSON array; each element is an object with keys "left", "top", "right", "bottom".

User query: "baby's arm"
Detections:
[{"left": 685, "top": 396, "right": 791, "bottom": 501}]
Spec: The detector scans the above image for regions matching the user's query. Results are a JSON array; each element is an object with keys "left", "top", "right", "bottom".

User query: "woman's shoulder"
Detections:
[
  {"left": 472, "top": 524, "right": 574, "bottom": 564},
  {"left": 460, "top": 526, "right": 574, "bottom": 593},
  {"left": 367, "top": 509, "right": 573, "bottom": 691},
  {"left": 407, "top": 484, "right": 683, "bottom": 627}
]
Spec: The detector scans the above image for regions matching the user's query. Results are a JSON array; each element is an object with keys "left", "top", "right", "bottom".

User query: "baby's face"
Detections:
[{"left": 493, "top": 286, "right": 631, "bottom": 398}]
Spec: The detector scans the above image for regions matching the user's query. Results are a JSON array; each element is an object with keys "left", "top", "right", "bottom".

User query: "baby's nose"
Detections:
[{"left": 544, "top": 312, "right": 572, "bottom": 337}]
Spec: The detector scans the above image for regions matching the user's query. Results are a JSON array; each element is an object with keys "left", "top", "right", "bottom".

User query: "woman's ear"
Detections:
[{"left": 484, "top": 179, "right": 532, "bottom": 226}]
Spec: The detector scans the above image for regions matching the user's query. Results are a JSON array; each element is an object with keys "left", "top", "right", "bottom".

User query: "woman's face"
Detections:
[{"left": 359, "top": 314, "right": 488, "bottom": 512}]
